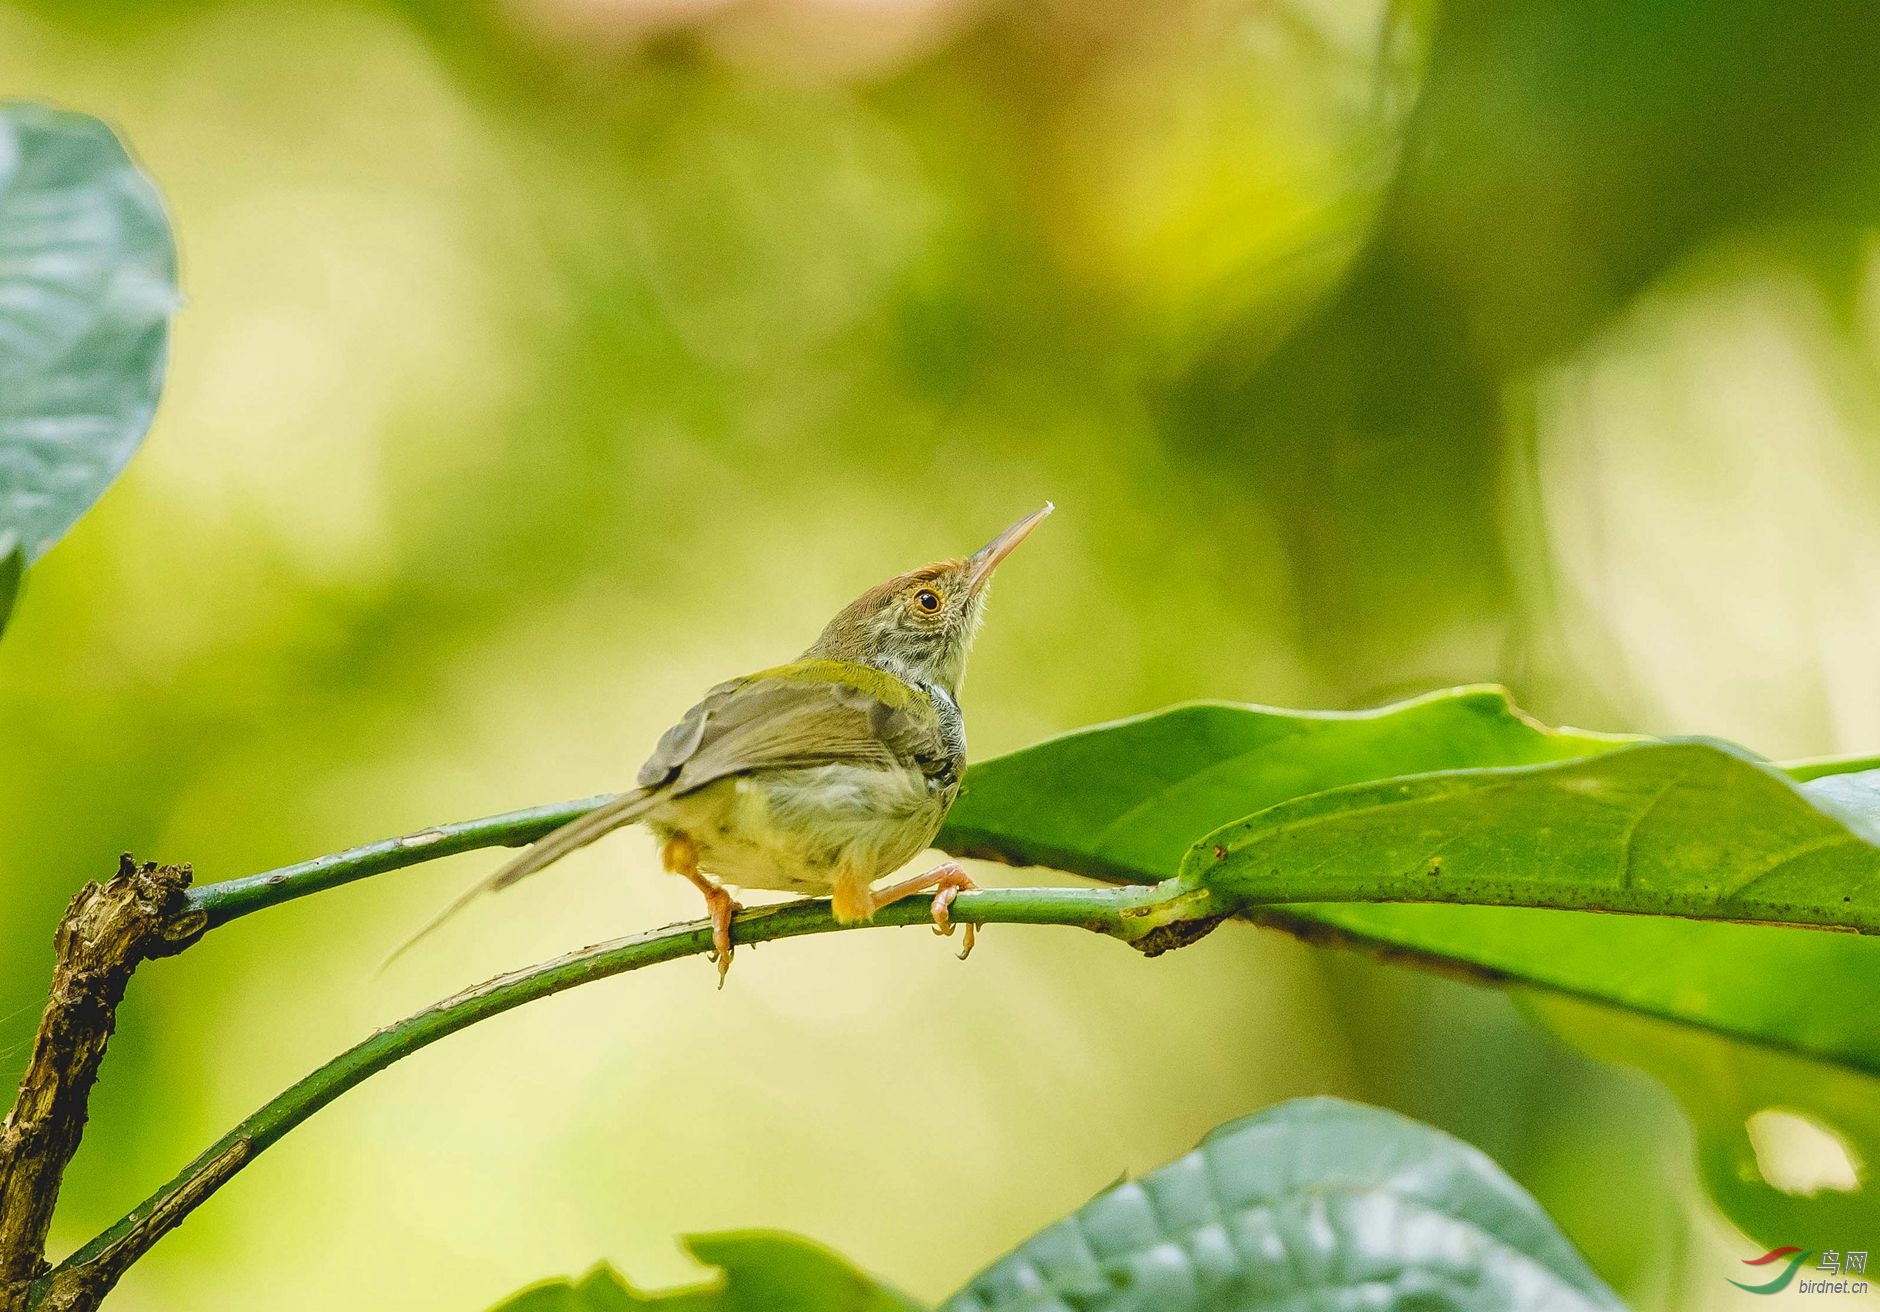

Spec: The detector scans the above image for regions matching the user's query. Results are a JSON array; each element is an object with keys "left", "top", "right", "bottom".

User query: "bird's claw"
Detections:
[
  {"left": 930, "top": 871, "right": 978, "bottom": 961},
  {"left": 702, "top": 888, "right": 742, "bottom": 989},
  {"left": 868, "top": 861, "right": 980, "bottom": 961}
]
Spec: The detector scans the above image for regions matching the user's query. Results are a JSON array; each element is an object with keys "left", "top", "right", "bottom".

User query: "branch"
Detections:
[
  {"left": 185, "top": 794, "right": 622, "bottom": 927},
  {"left": 36, "top": 775, "right": 1863, "bottom": 1309},
  {"left": 0, "top": 859, "right": 205, "bottom": 1312},
  {"left": 35, "top": 883, "right": 1198, "bottom": 1312},
  {"left": 0, "top": 791, "right": 1511, "bottom": 1312}
]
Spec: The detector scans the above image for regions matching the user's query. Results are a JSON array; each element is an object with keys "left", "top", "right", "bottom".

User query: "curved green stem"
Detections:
[
  {"left": 185, "top": 794, "right": 625, "bottom": 926},
  {"left": 37, "top": 883, "right": 1178, "bottom": 1311}
]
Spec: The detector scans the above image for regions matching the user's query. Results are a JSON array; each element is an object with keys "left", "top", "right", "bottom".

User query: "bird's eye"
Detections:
[{"left": 914, "top": 588, "right": 942, "bottom": 614}]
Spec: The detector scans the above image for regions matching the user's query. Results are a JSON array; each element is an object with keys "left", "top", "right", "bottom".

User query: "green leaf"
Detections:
[
  {"left": 944, "top": 687, "right": 1632, "bottom": 882},
  {"left": 486, "top": 1233, "right": 926, "bottom": 1312},
  {"left": 1189, "top": 740, "right": 1880, "bottom": 931},
  {"left": 936, "top": 687, "right": 1880, "bottom": 1076},
  {"left": 0, "top": 102, "right": 177, "bottom": 561},
  {"left": 0, "top": 530, "right": 22, "bottom": 637},
  {"left": 490, "top": 1264, "right": 641, "bottom": 1312},
  {"left": 940, "top": 1096, "right": 1626, "bottom": 1312},
  {"left": 1527, "top": 994, "right": 1880, "bottom": 1257},
  {"left": 679, "top": 1234, "right": 925, "bottom": 1312}
]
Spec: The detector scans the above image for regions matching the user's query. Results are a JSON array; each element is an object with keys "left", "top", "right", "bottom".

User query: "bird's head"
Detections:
[{"left": 804, "top": 503, "right": 1053, "bottom": 696}]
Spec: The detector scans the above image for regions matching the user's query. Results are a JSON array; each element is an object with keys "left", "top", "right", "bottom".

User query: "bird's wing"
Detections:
[
  {"left": 638, "top": 659, "right": 947, "bottom": 795},
  {"left": 384, "top": 663, "right": 942, "bottom": 969}
]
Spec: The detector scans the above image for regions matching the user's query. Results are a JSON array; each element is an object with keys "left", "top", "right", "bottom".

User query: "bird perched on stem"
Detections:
[{"left": 392, "top": 503, "right": 1053, "bottom": 984}]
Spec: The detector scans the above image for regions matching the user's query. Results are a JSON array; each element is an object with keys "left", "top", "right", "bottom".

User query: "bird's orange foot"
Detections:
[
  {"left": 698, "top": 883, "right": 742, "bottom": 989},
  {"left": 664, "top": 836, "right": 741, "bottom": 989},
  {"left": 871, "top": 861, "right": 979, "bottom": 960},
  {"left": 927, "top": 864, "right": 979, "bottom": 960}
]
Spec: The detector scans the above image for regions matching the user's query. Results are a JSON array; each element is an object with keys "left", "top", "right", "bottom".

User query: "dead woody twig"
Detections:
[{"left": 0, "top": 858, "right": 205, "bottom": 1312}]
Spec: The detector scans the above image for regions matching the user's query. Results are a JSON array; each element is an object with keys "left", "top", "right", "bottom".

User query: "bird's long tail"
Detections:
[{"left": 379, "top": 788, "right": 659, "bottom": 971}]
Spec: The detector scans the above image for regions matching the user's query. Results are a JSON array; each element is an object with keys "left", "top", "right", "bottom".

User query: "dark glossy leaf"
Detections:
[
  {"left": 486, "top": 1233, "right": 925, "bottom": 1312},
  {"left": 937, "top": 687, "right": 1880, "bottom": 1076},
  {"left": 941, "top": 1097, "right": 1626, "bottom": 1312},
  {"left": 0, "top": 102, "right": 176, "bottom": 560}
]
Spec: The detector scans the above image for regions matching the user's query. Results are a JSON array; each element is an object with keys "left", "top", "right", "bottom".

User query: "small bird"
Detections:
[{"left": 394, "top": 503, "right": 1052, "bottom": 984}]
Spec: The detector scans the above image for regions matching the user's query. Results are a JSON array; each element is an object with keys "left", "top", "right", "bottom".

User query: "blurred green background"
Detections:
[{"left": 4, "top": 0, "right": 1880, "bottom": 1307}]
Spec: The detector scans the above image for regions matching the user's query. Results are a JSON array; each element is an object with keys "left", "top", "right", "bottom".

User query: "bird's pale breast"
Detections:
[{"left": 647, "top": 759, "right": 949, "bottom": 895}]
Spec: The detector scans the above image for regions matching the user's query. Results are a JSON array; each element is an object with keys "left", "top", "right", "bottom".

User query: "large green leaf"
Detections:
[
  {"left": 943, "top": 687, "right": 1633, "bottom": 882},
  {"left": 0, "top": 102, "right": 176, "bottom": 560},
  {"left": 487, "top": 1233, "right": 924, "bottom": 1312},
  {"left": 1189, "top": 740, "right": 1880, "bottom": 931},
  {"left": 937, "top": 687, "right": 1880, "bottom": 1076},
  {"left": 942, "top": 1097, "right": 1625, "bottom": 1312}
]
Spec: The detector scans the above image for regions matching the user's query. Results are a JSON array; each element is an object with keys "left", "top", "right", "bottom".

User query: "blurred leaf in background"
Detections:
[
  {"left": 492, "top": 1234, "right": 922, "bottom": 1312},
  {"left": 0, "top": 0, "right": 1877, "bottom": 1309},
  {"left": 1530, "top": 997, "right": 1879, "bottom": 1258},
  {"left": 0, "top": 534, "right": 22, "bottom": 637}
]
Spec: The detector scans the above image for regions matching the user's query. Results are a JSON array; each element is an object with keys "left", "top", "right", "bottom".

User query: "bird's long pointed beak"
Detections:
[{"left": 967, "top": 502, "right": 1053, "bottom": 589}]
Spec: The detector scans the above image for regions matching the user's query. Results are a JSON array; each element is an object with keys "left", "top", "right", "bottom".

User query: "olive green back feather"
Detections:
[{"left": 639, "top": 659, "right": 949, "bottom": 796}]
